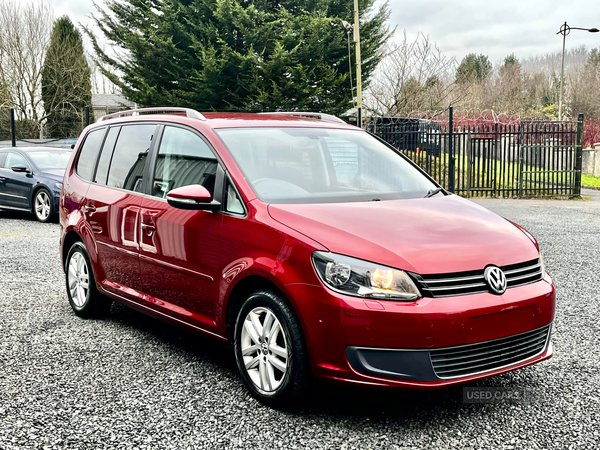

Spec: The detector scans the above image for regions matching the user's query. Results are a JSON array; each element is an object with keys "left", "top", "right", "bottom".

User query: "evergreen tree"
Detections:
[
  {"left": 42, "top": 16, "right": 92, "bottom": 138},
  {"left": 0, "top": 83, "right": 12, "bottom": 141},
  {"left": 87, "top": 0, "right": 391, "bottom": 116},
  {"left": 456, "top": 53, "right": 492, "bottom": 84}
]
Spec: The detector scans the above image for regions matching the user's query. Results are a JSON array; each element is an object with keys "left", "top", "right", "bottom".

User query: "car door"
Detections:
[
  {"left": 139, "top": 125, "right": 223, "bottom": 333},
  {"left": 80, "top": 124, "right": 157, "bottom": 301},
  {"left": 0, "top": 151, "right": 6, "bottom": 207},
  {"left": 0, "top": 151, "right": 34, "bottom": 209}
]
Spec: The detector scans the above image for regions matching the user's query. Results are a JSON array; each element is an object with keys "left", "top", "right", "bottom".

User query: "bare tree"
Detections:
[
  {"left": 363, "top": 32, "right": 458, "bottom": 117},
  {"left": 0, "top": 0, "right": 53, "bottom": 123}
]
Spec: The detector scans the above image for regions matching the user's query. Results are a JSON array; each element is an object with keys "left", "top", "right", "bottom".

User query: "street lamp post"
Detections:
[
  {"left": 341, "top": 3, "right": 363, "bottom": 128},
  {"left": 557, "top": 22, "right": 599, "bottom": 121},
  {"left": 353, "top": 0, "right": 363, "bottom": 128}
]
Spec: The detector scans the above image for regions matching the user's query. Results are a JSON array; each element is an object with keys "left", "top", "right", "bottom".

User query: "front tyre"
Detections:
[
  {"left": 234, "top": 290, "right": 310, "bottom": 404},
  {"left": 33, "top": 188, "right": 53, "bottom": 223},
  {"left": 65, "top": 242, "right": 112, "bottom": 318}
]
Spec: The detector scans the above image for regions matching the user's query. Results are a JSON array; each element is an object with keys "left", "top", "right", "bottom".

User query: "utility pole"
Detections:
[
  {"left": 353, "top": 0, "right": 362, "bottom": 128},
  {"left": 557, "top": 22, "right": 599, "bottom": 121}
]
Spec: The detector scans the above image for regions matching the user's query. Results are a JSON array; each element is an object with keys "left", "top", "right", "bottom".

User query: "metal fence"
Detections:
[
  {"left": 0, "top": 107, "right": 91, "bottom": 148},
  {"left": 368, "top": 107, "right": 584, "bottom": 198}
]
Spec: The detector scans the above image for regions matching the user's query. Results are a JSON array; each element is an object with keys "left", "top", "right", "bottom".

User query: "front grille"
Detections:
[
  {"left": 411, "top": 258, "right": 543, "bottom": 297},
  {"left": 430, "top": 325, "right": 550, "bottom": 379}
]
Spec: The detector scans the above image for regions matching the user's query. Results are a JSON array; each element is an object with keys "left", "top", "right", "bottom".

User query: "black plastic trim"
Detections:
[{"left": 346, "top": 346, "right": 439, "bottom": 382}]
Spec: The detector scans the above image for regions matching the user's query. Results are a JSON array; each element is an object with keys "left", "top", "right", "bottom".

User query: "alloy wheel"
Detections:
[
  {"left": 34, "top": 191, "right": 51, "bottom": 221},
  {"left": 68, "top": 251, "right": 89, "bottom": 308},
  {"left": 240, "top": 307, "right": 289, "bottom": 392}
]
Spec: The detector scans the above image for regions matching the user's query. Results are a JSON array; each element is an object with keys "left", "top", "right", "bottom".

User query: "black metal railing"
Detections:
[
  {"left": 0, "top": 106, "right": 92, "bottom": 149},
  {"left": 368, "top": 108, "right": 584, "bottom": 198}
]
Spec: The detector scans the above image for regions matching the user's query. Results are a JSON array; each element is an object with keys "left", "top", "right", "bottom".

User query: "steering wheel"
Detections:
[{"left": 252, "top": 178, "right": 270, "bottom": 187}]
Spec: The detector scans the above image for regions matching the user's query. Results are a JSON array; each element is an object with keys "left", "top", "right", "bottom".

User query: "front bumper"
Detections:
[
  {"left": 286, "top": 272, "right": 555, "bottom": 388},
  {"left": 346, "top": 324, "right": 551, "bottom": 383}
]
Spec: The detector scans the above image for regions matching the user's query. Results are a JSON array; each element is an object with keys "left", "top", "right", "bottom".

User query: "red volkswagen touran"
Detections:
[{"left": 59, "top": 108, "right": 554, "bottom": 403}]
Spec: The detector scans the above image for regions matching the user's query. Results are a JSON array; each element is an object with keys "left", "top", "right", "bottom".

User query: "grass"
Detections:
[
  {"left": 401, "top": 149, "right": 579, "bottom": 197},
  {"left": 582, "top": 174, "right": 600, "bottom": 188}
]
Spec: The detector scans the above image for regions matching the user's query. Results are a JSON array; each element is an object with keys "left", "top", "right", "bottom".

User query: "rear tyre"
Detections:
[
  {"left": 234, "top": 290, "right": 310, "bottom": 405},
  {"left": 65, "top": 242, "right": 112, "bottom": 318},
  {"left": 33, "top": 188, "right": 53, "bottom": 223}
]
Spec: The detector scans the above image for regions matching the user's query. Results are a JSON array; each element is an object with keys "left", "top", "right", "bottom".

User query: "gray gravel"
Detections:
[{"left": 1, "top": 192, "right": 600, "bottom": 450}]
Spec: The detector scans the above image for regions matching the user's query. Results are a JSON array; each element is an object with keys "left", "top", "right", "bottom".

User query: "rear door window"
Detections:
[
  {"left": 76, "top": 128, "right": 106, "bottom": 181},
  {"left": 152, "top": 126, "right": 218, "bottom": 198},
  {"left": 106, "top": 124, "right": 156, "bottom": 192},
  {"left": 0, "top": 152, "right": 6, "bottom": 168}
]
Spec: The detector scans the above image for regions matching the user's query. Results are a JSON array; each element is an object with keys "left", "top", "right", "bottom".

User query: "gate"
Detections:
[
  {"left": 467, "top": 136, "right": 497, "bottom": 194},
  {"left": 368, "top": 110, "right": 584, "bottom": 198},
  {"left": 518, "top": 120, "right": 581, "bottom": 197}
]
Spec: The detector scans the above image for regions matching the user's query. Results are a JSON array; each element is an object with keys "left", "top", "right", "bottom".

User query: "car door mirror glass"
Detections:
[{"left": 166, "top": 184, "right": 221, "bottom": 211}]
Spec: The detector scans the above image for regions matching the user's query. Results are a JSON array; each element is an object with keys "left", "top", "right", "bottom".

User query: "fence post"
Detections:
[
  {"left": 574, "top": 113, "right": 584, "bottom": 197},
  {"left": 448, "top": 106, "right": 455, "bottom": 193},
  {"left": 85, "top": 106, "right": 90, "bottom": 126},
  {"left": 10, "top": 108, "right": 16, "bottom": 147},
  {"left": 493, "top": 122, "right": 498, "bottom": 197},
  {"left": 518, "top": 123, "right": 524, "bottom": 198}
]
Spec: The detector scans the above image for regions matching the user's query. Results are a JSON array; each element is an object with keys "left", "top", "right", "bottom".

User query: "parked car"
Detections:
[
  {"left": 368, "top": 117, "right": 442, "bottom": 156},
  {"left": 59, "top": 108, "right": 554, "bottom": 404},
  {"left": 0, "top": 147, "right": 72, "bottom": 222}
]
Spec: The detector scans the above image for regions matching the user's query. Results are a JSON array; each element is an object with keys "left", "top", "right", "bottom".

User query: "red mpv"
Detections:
[{"left": 59, "top": 109, "right": 554, "bottom": 404}]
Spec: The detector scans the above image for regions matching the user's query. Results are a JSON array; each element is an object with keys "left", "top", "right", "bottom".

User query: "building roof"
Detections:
[{"left": 91, "top": 93, "right": 136, "bottom": 109}]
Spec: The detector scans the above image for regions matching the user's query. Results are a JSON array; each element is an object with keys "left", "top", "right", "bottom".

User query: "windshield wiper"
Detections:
[{"left": 424, "top": 187, "right": 445, "bottom": 198}]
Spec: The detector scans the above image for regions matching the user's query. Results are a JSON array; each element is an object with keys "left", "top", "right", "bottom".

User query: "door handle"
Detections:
[
  {"left": 0, "top": 177, "right": 5, "bottom": 182},
  {"left": 141, "top": 221, "right": 156, "bottom": 235},
  {"left": 84, "top": 203, "right": 96, "bottom": 216}
]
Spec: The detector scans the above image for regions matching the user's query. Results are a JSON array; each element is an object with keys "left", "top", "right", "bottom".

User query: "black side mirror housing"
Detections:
[{"left": 11, "top": 165, "right": 30, "bottom": 173}]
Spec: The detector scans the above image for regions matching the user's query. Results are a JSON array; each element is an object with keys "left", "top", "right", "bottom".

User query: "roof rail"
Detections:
[
  {"left": 98, "top": 107, "right": 206, "bottom": 123},
  {"left": 258, "top": 111, "right": 346, "bottom": 124}
]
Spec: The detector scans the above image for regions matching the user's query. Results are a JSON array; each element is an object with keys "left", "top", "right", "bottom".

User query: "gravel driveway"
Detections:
[{"left": 1, "top": 192, "right": 599, "bottom": 450}]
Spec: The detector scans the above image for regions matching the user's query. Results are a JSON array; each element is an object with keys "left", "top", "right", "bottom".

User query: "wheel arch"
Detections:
[
  {"left": 225, "top": 275, "right": 302, "bottom": 346},
  {"left": 62, "top": 230, "right": 83, "bottom": 271},
  {"left": 31, "top": 183, "right": 52, "bottom": 205}
]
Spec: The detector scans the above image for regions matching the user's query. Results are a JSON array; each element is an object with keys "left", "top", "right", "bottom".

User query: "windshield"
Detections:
[
  {"left": 216, "top": 127, "right": 436, "bottom": 204},
  {"left": 27, "top": 150, "right": 71, "bottom": 170}
]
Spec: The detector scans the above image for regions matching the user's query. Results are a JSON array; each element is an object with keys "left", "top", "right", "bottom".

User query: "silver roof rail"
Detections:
[
  {"left": 258, "top": 111, "right": 346, "bottom": 124},
  {"left": 98, "top": 107, "right": 206, "bottom": 122}
]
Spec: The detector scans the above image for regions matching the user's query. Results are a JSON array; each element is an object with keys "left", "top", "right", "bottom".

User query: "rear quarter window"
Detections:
[{"left": 76, "top": 128, "right": 106, "bottom": 181}]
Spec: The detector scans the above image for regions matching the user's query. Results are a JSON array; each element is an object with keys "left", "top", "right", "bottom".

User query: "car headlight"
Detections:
[
  {"left": 54, "top": 182, "right": 63, "bottom": 190},
  {"left": 311, "top": 251, "right": 421, "bottom": 301}
]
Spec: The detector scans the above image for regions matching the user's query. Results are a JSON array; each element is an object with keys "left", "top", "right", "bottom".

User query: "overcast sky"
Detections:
[{"left": 51, "top": 0, "right": 600, "bottom": 66}]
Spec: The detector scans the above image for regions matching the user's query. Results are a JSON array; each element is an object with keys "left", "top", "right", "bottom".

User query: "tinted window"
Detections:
[
  {"left": 95, "top": 127, "right": 120, "bottom": 185},
  {"left": 76, "top": 128, "right": 106, "bottom": 181},
  {"left": 152, "top": 126, "right": 217, "bottom": 198},
  {"left": 5, "top": 152, "right": 28, "bottom": 169},
  {"left": 0, "top": 152, "right": 6, "bottom": 168},
  {"left": 107, "top": 125, "right": 155, "bottom": 191}
]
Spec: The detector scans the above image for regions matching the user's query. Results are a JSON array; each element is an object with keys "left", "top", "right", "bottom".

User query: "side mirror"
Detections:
[
  {"left": 166, "top": 184, "right": 221, "bottom": 211},
  {"left": 11, "top": 165, "right": 30, "bottom": 173}
]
